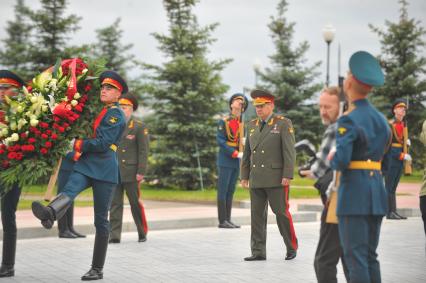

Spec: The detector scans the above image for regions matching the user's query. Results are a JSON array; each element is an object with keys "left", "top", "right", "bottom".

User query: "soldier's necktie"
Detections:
[{"left": 260, "top": 120, "right": 266, "bottom": 131}]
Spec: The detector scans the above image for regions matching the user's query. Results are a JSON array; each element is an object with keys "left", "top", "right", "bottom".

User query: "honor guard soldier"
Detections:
[
  {"left": 31, "top": 70, "right": 127, "bottom": 281},
  {"left": 109, "top": 92, "right": 149, "bottom": 243},
  {"left": 330, "top": 51, "right": 390, "bottom": 283},
  {"left": 216, "top": 93, "right": 248, "bottom": 229},
  {"left": 0, "top": 70, "right": 25, "bottom": 278},
  {"left": 241, "top": 89, "right": 298, "bottom": 261},
  {"left": 384, "top": 99, "right": 410, "bottom": 220}
]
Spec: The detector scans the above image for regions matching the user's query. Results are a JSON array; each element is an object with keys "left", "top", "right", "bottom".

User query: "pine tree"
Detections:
[
  {"left": 0, "top": 0, "right": 33, "bottom": 80},
  {"left": 143, "top": 0, "right": 231, "bottom": 189},
  {"left": 370, "top": 0, "right": 426, "bottom": 167},
  {"left": 26, "top": 0, "right": 86, "bottom": 72},
  {"left": 256, "top": 0, "right": 322, "bottom": 144},
  {"left": 93, "top": 18, "right": 135, "bottom": 76}
]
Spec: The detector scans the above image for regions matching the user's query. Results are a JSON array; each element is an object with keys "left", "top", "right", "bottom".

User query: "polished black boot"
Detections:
[
  {"left": 81, "top": 234, "right": 109, "bottom": 281},
  {"left": 67, "top": 203, "right": 86, "bottom": 238},
  {"left": 32, "top": 193, "right": 72, "bottom": 229},
  {"left": 226, "top": 198, "right": 240, "bottom": 228},
  {"left": 0, "top": 233, "right": 16, "bottom": 277},
  {"left": 393, "top": 194, "right": 407, "bottom": 219},
  {"left": 58, "top": 206, "right": 77, "bottom": 238},
  {"left": 218, "top": 201, "right": 233, "bottom": 228},
  {"left": 386, "top": 194, "right": 401, "bottom": 220}
]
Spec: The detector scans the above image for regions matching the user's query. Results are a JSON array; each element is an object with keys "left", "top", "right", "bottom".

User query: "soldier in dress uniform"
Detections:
[
  {"left": 0, "top": 70, "right": 25, "bottom": 278},
  {"left": 109, "top": 92, "right": 149, "bottom": 243},
  {"left": 241, "top": 89, "right": 298, "bottom": 261},
  {"left": 384, "top": 99, "right": 411, "bottom": 220},
  {"left": 31, "top": 70, "right": 127, "bottom": 281},
  {"left": 216, "top": 93, "right": 248, "bottom": 229},
  {"left": 330, "top": 51, "right": 390, "bottom": 283}
]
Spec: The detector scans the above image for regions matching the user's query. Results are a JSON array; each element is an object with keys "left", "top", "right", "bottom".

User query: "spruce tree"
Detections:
[
  {"left": 93, "top": 18, "right": 135, "bottom": 76},
  {"left": 26, "top": 0, "right": 85, "bottom": 71},
  {"left": 0, "top": 0, "right": 33, "bottom": 80},
  {"left": 256, "top": 0, "right": 322, "bottom": 144},
  {"left": 370, "top": 0, "right": 426, "bottom": 167},
  {"left": 143, "top": 0, "right": 230, "bottom": 189}
]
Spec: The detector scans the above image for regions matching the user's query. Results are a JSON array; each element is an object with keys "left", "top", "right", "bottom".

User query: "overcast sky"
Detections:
[{"left": 1, "top": 0, "right": 425, "bottom": 96}]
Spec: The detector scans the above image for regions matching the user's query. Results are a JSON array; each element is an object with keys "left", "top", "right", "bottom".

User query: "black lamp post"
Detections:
[{"left": 322, "top": 24, "right": 336, "bottom": 87}]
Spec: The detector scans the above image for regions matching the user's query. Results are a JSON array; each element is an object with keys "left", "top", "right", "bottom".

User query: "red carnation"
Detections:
[
  {"left": 84, "top": 84, "right": 92, "bottom": 92},
  {"left": 15, "top": 152, "right": 23, "bottom": 160},
  {"left": 7, "top": 152, "right": 17, "bottom": 159},
  {"left": 0, "top": 149, "right": 4, "bottom": 155},
  {"left": 28, "top": 137, "right": 36, "bottom": 143},
  {"left": 0, "top": 144, "right": 6, "bottom": 150},
  {"left": 46, "top": 130, "right": 52, "bottom": 135},
  {"left": 51, "top": 133, "right": 58, "bottom": 140},
  {"left": 1, "top": 160, "right": 9, "bottom": 169},
  {"left": 62, "top": 122, "right": 69, "bottom": 128},
  {"left": 41, "top": 134, "right": 48, "bottom": 139},
  {"left": 58, "top": 127, "right": 65, "bottom": 133},
  {"left": 40, "top": 148, "right": 48, "bottom": 155},
  {"left": 28, "top": 145, "right": 35, "bottom": 152},
  {"left": 39, "top": 122, "right": 49, "bottom": 128},
  {"left": 45, "top": 141, "right": 52, "bottom": 148},
  {"left": 75, "top": 105, "right": 83, "bottom": 112},
  {"left": 20, "top": 132, "right": 27, "bottom": 139}
]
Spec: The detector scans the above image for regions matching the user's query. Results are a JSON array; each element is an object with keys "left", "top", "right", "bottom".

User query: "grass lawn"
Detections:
[{"left": 16, "top": 170, "right": 422, "bottom": 210}]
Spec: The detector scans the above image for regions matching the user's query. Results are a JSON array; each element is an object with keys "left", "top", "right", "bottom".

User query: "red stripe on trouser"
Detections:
[
  {"left": 137, "top": 182, "right": 148, "bottom": 234},
  {"left": 284, "top": 184, "right": 298, "bottom": 250}
]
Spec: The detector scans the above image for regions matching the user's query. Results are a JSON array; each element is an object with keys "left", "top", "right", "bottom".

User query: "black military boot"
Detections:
[
  {"left": 58, "top": 206, "right": 77, "bottom": 238},
  {"left": 81, "top": 234, "right": 109, "bottom": 281},
  {"left": 32, "top": 193, "right": 72, "bottom": 229},
  {"left": 218, "top": 200, "right": 233, "bottom": 228},
  {"left": 386, "top": 194, "right": 401, "bottom": 220},
  {"left": 0, "top": 233, "right": 16, "bottom": 277},
  {"left": 67, "top": 203, "right": 86, "bottom": 238},
  {"left": 226, "top": 198, "right": 240, "bottom": 228},
  {"left": 393, "top": 194, "right": 407, "bottom": 219}
]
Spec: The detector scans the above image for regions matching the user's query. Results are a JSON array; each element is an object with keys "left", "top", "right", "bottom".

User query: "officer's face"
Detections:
[
  {"left": 319, "top": 92, "right": 339, "bottom": 125},
  {"left": 100, "top": 84, "right": 121, "bottom": 104},
  {"left": 255, "top": 103, "right": 274, "bottom": 120},
  {"left": 120, "top": 104, "right": 134, "bottom": 119}
]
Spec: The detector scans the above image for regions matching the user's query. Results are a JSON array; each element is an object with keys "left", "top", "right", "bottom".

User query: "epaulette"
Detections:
[{"left": 110, "top": 105, "right": 118, "bottom": 109}]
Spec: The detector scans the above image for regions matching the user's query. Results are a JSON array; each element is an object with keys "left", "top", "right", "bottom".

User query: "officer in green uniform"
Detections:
[
  {"left": 0, "top": 70, "right": 25, "bottom": 278},
  {"left": 241, "top": 89, "right": 298, "bottom": 261},
  {"left": 109, "top": 92, "right": 149, "bottom": 243}
]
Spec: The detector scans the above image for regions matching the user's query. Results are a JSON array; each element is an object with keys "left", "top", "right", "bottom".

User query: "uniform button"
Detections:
[
  {"left": 261, "top": 150, "right": 265, "bottom": 153},
  {"left": 370, "top": 171, "right": 374, "bottom": 177},
  {"left": 122, "top": 149, "right": 126, "bottom": 153},
  {"left": 254, "top": 150, "right": 256, "bottom": 154},
  {"left": 253, "top": 164, "right": 256, "bottom": 168},
  {"left": 122, "top": 160, "right": 126, "bottom": 163},
  {"left": 261, "top": 164, "right": 264, "bottom": 167}
]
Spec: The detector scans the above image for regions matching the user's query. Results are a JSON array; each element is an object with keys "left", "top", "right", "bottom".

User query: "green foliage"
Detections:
[
  {"left": 0, "top": 0, "right": 33, "bottom": 81},
  {"left": 369, "top": 0, "right": 426, "bottom": 169},
  {"left": 25, "top": 0, "right": 87, "bottom": 72},
  {"left": 92, "top": 18, "right": 135, "bottom": 77},
  {"left": 256, "top": 0, "right": 323, "bottom": 145},
  {"left": 142, "top": 0, "right": 230, "bottom": 190}
]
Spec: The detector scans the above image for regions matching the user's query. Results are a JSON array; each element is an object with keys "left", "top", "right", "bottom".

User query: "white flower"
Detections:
[
  {"left": 30, "top": 119, "right": 39, "bottom": 127},
  {"left": 1, "top": 128, "right": 8, "bottom": 136},
  {"left": 10, "top": 122, "right": 17, "bottom": 130},
  {"left": 73, "top": 92, "right": 81, "bottom": 99},
  {"left": 16, "top": 105, "right": 24, "bottom": 113},
  {"left": 42, "top": 105, "right": 49, "bottom": 112},
  {"left": 11, "top": 133, "right": 19, "bottom": 142},
  {"left": 71, "top": 100, "right": 78, "bottom": 107},
  {"left": 82, "top": 68, "right": 88, "bottom": 74},
  {"left": 30, "top": 97, "right": 38, "bottom": 104}
]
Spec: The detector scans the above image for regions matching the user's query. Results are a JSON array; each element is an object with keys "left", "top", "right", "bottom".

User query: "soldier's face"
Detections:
[
  {"left": 255, "top": 103, "right": 274, "bottom": 120},
  {"left": 230, "top": 98, "right": 244, "bottom": 116},
  {"left": 319, "top": 92, "right": 339, "bottom": 125},
  {"left": 0, "top": 85, "right": 19, "bottom": 102},
  {"left": 394, "top": 106, "right": 406, "bottom": 120},
  {"left": 120, "top": 104, "right": 134, "bottom": 119},
  {"left": 100, "top": 84, "right": 121, "bottom": 104}
]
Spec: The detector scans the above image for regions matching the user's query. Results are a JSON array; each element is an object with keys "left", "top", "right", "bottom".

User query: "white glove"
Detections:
[
  {"left": 406, "top": 139, "right": 411, "bottom": 147},
  {"left": 403, "top": 154, "right": 412, "bottom": 161},
  {"left": 242, "top": 137, "right": 246, "bottom": 146},
  {"left": 237, "top": 152, "right": 243, "bottom": 159}
]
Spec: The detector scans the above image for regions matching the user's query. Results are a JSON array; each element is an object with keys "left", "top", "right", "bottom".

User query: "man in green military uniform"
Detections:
[
  {"left": 241, "top": 89, "right": 298, "bottom": 261},
  {"left": 109, "top": 92, "right": 149, "bottom": 243}
]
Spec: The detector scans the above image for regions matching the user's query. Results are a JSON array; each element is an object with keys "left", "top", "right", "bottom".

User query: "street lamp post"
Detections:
[
  {"left": 253, "top": 58, "right": 262, "bottom": 87},
  {"left": 322, "top": 24, "right": 336, "bottom": 87}
]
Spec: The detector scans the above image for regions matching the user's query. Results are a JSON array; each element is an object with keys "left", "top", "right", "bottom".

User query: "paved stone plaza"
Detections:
[{"left": 2, "top": 217, "right": 425, "bottom": 282}]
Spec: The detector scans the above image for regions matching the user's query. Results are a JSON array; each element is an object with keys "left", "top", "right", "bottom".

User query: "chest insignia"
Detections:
[{"left": 338, "top": 127, "right": 347, "bottom": 135}]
